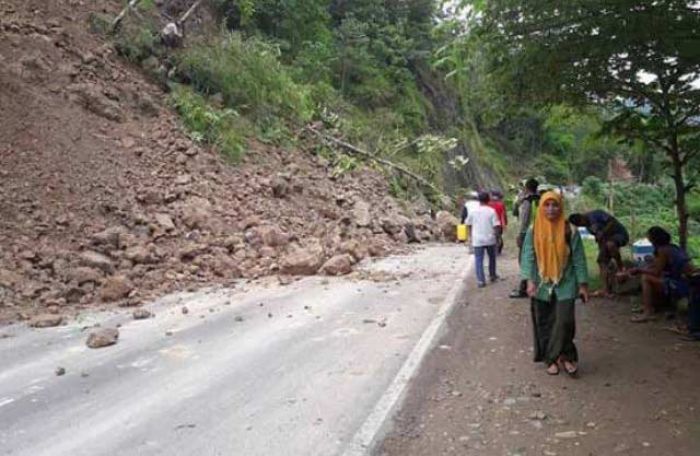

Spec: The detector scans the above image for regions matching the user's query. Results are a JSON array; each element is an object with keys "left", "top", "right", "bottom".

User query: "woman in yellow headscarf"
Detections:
[{"left": 520, "top": 191, "right": 589, "bottom": 376}]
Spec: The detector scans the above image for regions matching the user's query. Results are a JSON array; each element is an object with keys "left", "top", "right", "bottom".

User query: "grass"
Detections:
[
  {"left": 177, "top": 32, "right": 313, "bottom": 126},
  {"left": 169, "top": 84, "right": 249, "bottom": 162}
]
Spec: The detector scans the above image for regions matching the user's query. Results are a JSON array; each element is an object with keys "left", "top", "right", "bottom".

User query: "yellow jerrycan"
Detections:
[{"left": 456, "top": 224, "right": 468, "bottom": 242}]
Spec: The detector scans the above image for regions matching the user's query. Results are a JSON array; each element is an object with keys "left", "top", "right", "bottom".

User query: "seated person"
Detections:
[
  {"left": 569, "top": 210, "right": 629, "bottom": 298},
  {"left": 684, "top": 272, "right": 700, "bottom": 341},
  {"left": 618, "top": 226, "right": 694, "bottom": 323}
]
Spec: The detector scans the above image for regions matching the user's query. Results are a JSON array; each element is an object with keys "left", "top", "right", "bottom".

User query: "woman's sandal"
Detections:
[
  {"left": 562, "top": 360, "right": 578, "bottom": 377},
  {"left": 546, "top": 363, "right": 560, "bottom": 375}
]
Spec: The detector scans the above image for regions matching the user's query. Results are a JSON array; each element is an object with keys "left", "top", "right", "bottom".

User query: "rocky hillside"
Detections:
[{"left": 0, "top": 0, "right": 457, "bottom": 325}]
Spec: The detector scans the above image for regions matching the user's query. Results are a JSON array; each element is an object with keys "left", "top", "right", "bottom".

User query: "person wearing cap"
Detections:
[
  {"left": 510, "top": 178, "right": 540, "bottom": 298},
  {"left": 489, "top": 189, "right": 507, "bottom": 254},
  {"left": 466, "top": 191, "right": 502, "bottom": 288},
  {"left": 460, "top": 191, "right": 481, "bottom": 253}
]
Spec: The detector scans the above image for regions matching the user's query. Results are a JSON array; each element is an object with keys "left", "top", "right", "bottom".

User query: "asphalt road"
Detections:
[{"left": 0, "top": 244, "right": 471, "bottom": 456}]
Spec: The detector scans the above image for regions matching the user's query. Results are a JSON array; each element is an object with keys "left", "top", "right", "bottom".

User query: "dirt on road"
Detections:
[{"left": 379, "top": 254, "right": 700, "bottom": 456}]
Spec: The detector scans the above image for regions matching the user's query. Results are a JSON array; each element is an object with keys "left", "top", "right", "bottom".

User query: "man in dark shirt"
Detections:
[{"left": 569, "top": 210, "right": 629, "bottom": 298}]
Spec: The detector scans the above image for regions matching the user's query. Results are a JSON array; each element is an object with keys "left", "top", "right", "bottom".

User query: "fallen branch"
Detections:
[
  {"left": 111, "top": 0, "right": 142, "bottom": 32},
  {"left": 179, "top": 0, "right": 204, "bottom": 24},
  {"left": 305, "top": 127, "right": 448, "bottom": 200}
]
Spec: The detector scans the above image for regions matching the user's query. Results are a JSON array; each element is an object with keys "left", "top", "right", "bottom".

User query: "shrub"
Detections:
[
  {"left": 176, "top": 33, "right": 313, "bottom": 126},
  {"left": 169, "top": 85, "right": 248, "bottom": 162}
]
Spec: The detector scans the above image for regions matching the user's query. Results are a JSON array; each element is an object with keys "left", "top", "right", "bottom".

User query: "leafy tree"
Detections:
[{"left": 479, "top": 0, "right": 700, "bottom": 248}]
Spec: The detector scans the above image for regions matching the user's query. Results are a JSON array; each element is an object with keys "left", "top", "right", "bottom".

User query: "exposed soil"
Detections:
[
  {"left": 0, "top": 0, "right": 454, "bottom": 324},
  {"left": 379, "top": 253, "right": 700, "bottom": 456}
]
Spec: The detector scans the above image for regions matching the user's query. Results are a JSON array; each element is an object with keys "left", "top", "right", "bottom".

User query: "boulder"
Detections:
[
  {"left": 91, "top": 226, "right": 127, "bottom": 250},
  {"left": 319, "top": 254, "right": 354, "bottom": 276},
  {"left": 181, "top": 196, "right": 212, "bottom": 230},
  {"left": 79, "top": 251, "right": 114, "bottom": 274},
  {"left": 353, "top": 201, "right": 372, "bottom": 228},
  {"left": 250, "top": 225, "right": 289, "bottom": 248},
  {"left": 436, "top": 210, "right": 459, "bottom": 242},
  {"left": 0, "top": 268, "right": 22, "bottom": 289},
  {"left": 68, "top": 83, "right": 124, "bottom": 122},
  {"left": 124, "top": 246, "right": 158, "bottom": 264},
  {"left": 280, "top": 242, "right": 325, "bottom": 276},
  {"left": 66, "top": 267, "right": 103, "bottom": 285},
  {"left": 404, "top": 223, "right": 420, "bottom": 243},
  {"left": 133, "top": 309, "right": 152, "bottom": 320},
  {"left": 271, "top": 177, "right": 289, "bottom": 198},
  {"left": 154, "top": 213, "right": 176, "bottom": 231},
  {"left": 99, "top": 276, "right": 133, "bottom": 302},
  {"left": 29, "top": 314, "right": 63, "bottom": 328},
  {"left": 86, "top": 328, "right": 119, "bottom": 348}
]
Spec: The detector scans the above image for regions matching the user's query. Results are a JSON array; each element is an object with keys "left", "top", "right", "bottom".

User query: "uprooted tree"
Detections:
[{"left": 476, "top": 0, "right": 700, "bottom": 248}]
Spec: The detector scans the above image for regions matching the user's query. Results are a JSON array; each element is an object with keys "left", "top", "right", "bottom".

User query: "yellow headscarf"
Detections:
[{"left": 533, "top": 191, "right": 569, "bottom": 284}]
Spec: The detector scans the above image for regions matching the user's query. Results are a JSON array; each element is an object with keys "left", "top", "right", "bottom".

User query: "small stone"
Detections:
[
  {"left": 586, "top": 422, "right": 596, "bottom": 428},
  {"left": 642, "top": 442, "right": 651, "bottom": 448},
  {"left": 55, "top": 367, "right": 66, "bottom": 376},
  {"left": 165, "top": 330, "right": 173, "bottom": 336},
  {"left": 529, "top": 411, "right": 547, "bottom": 421},
  {"left": 554, "top": 431, "right": 578, "bottom": 439},
  {"left": 79, "top": 251, "right": 114, "bottom": 274},
  {"left": 29, "top": 314, "right": 63, "bottom": 328},
  {"left": 133, "top": 309, "right": 152, "bottom": 320},
  {"left": 181, "top": 306, "right": 189, "bottom": 315},
  {"left": 451, "top": 390, "right": 462, "bottom": 397},
  {"left": 86, "top": 328, "right": 119, "bottom": 348},
  {"left": 81, "top": 372, "right": 90, "bottom": 378},
  {"left": 234, "top": 316, "right": 244, "bottom": 322},
  {"left": 154, "top": 213, "right": 176, "bottom": 231}
]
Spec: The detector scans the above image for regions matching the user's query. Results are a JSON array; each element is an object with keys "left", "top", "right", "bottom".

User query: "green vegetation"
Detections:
[
  {"left": 574, "top": 178, "right": 700, "bottom": 259},
  {"left": 477, "top": 0, "right": 700, "bottom": 249},
  {"left": 104, "top": 0, "right": 699, "bottom": 257},
  {"left": 168, "top": 85, "right": 248, "bottom": 162}
]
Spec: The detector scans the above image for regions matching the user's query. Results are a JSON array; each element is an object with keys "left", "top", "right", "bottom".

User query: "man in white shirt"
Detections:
[
  {"left": 466, "top": 191, "right": 502, "bottom": 288},
  {"left": 460, "top": 191, "right": 481, "bottom": 253}
]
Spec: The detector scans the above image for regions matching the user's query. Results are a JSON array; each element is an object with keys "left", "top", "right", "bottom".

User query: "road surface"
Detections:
[{"left": 0, "top": 244, "right": 471, "bottom": 456}]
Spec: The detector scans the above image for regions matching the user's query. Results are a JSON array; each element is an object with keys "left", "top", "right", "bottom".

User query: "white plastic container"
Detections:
[
  {"left": 632, "top": 239, "right": 654, "bottom": 264},
  {"left": 577, "top": 226, "right": 595, "bottom": 240}
]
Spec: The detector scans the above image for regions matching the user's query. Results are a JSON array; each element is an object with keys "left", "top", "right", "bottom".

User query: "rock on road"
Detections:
[{"left": 0, "top": 245, "right": 470, "bottom": 456}]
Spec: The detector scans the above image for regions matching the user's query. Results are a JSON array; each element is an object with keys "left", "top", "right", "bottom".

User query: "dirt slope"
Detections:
[{"left": 0, "top": 0, "right": 452, "bottom": 324}]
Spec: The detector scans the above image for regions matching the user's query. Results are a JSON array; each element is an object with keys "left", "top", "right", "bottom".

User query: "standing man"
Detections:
[
  {"left": 510, "top": 178, "right": 540, "bottom": 298},
  {"left": 466, "top": 191, "right": 502, "bottom": 288},
  {"left": 461, "top": 191, "right": 481, "bottom": 253},
  {"left": 569, "top": 209, "right": 629, "bottom": 298},
  {"left": 489, "top": 189, "right": 508, "bottom": 254}
]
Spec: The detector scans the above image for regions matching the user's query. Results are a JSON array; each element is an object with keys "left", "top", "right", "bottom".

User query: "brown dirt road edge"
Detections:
[{"left": 378, "top": 254, "right": 700, "bottom": 456}]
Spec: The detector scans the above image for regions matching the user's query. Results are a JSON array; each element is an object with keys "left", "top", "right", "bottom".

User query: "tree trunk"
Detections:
[{"left": 669, "top": 143, "right": 688, "bottom": 250}]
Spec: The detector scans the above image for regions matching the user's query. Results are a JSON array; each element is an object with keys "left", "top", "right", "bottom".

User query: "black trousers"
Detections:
[{"left": 531, "top": 294, "right": 578, "bottom": 365}]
